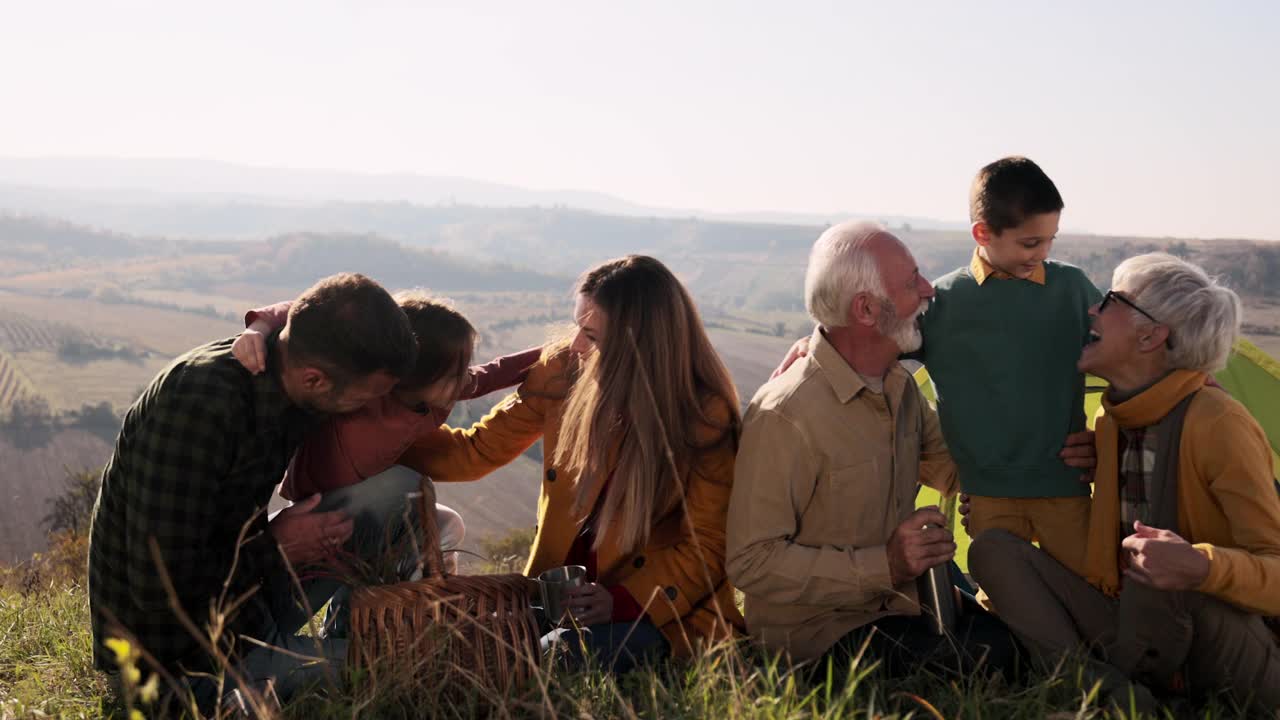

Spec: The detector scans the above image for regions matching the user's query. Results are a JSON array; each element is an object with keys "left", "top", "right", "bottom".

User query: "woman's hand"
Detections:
[
  {"left": 565, "top": 582, "right": 614, "bottom": 626},
  {"left": 1059, "top": 430, "right": 1097, "bottom": 482},
  {"left": 232, "top": 320, "right": 272, "bottom": 374},
  {"left": 1121, "top": 521, "right": 1211, "bottom": 591}
]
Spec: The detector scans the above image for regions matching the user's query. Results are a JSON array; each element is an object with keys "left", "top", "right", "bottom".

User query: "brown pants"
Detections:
[{"left": 970, "top": 529, "right": 1280, "bottom": 714}]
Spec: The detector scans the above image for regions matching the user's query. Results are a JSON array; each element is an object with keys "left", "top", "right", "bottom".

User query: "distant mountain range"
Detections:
[{"left": 0, "top": 156, "right": 963, "bottom": 237}]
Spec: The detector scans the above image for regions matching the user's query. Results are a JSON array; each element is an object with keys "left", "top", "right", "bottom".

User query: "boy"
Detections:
[{"left": 919, "top": 156, "right": 1101, "bottom": 576}]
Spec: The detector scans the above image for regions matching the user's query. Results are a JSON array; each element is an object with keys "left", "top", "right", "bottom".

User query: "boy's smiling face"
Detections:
[{"left": 975, "top": 210, "right": 1060, "bottom": 280}]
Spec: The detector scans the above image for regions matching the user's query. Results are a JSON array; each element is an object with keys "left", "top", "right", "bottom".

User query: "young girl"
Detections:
[
  {"left": 399, "top": 255, "right": 745, "bottom": 672},
  {"left": 233, "top": 293, "right": 541, "bottom": 560}
]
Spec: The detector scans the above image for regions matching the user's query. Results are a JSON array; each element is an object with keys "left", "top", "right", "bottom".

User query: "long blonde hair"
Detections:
[{"left": 553, "top": 255, "right": 740, "bottom": 554}]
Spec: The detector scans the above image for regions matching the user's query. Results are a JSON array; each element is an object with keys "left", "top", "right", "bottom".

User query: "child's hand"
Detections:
[
  {"left": 770, "top": 335, "right": 812, "bottom": 380},
  {"left": 232, "top": 324, "right": 270, "bottom": 374},
  {"left": 957, "top": 493, "right": 972, "bottom": 536}
]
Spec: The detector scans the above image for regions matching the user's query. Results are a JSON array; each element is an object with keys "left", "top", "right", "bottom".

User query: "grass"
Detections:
[
  {"left": 0, "top": 535, "right": 116, "bottom": 718},
  {"left": 0, "top": 583, "right": 116, "bottom": 718},
  {"left": 0, "top": 555, "right": 1258, "bottom": 720},
  {"left": 0, "top": 529, "right": 1260, "bottom": 720}
]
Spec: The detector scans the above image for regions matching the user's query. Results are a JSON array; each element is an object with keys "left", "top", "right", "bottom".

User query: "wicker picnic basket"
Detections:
[{"left": 347, "top": 481, "right": 542, "bottom": 693}]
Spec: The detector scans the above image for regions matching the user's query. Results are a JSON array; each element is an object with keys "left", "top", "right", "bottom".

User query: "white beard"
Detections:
[
  {"left": 890, "top": 319, "right": 924, "bottom": 354},
  {"left": 879, "top": 299, "right": 928, "bottom": 354}
]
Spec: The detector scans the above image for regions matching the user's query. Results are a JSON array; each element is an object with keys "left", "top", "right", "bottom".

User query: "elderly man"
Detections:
[
  {"left": 970, "top": 253, "right": 1280, "bottom": 713},
  {"left": 726, "top": 221, "right": 1019, "bottom": 677}
]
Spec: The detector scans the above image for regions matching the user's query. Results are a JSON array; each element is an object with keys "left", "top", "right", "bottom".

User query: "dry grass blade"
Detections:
[
  {"left": 897, "top": 692, "right": 945, "bottom": 720},
  {"left": 148, "top": 529, "right": 276, "bottom": 719}
]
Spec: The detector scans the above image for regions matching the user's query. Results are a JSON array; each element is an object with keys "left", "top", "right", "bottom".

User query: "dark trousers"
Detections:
[
  {"left": 183, "top": 466, "right": 424, "bottom": 712},
  {"left": 819, "top": 599, "right": 1023, "bottom": 682},
  {"left": 970, "top": 528, "right": 1280, "bottom": 714},
  {"left": 541, "top": 620, "right": 670, "bottom": 674}
]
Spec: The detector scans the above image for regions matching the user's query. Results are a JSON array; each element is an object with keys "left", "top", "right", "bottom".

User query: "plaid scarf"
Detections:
[{"left": 1118, "top": 427, "right": 1158, "bottom": 533}]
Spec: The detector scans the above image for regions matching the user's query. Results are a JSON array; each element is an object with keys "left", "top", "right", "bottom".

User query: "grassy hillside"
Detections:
[{"left": 1, "top": 531, "right": 1256, "bottom": 719}]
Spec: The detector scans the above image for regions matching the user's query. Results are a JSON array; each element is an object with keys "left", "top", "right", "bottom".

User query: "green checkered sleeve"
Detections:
[{"left": 91, "top": 349, "right": 284, "bottom": 671}]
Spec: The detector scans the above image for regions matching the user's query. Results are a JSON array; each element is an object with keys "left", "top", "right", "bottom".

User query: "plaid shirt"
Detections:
[{"left": 88, "top": 334, "right": 314, "bottom": 673}]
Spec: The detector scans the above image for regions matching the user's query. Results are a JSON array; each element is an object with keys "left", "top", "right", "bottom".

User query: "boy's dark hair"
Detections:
[
  {"left": 969, "top": 156, "right": 1064, "bottom": 234},
  {"left": 286, "top": 273, "right": 417, "bottom": 387},
  {"left": 393, "top": 291, "right": 476, "bottom": 391}
]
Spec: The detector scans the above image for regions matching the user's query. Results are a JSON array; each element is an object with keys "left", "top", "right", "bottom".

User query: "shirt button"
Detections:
[
  {"left": 664, "top": 586, "right": 677, "bottom": 601},
  {"left": 633, "top": 556, "right": 645, "bottom": 569},
  {"left": 546, "top": 468, "right": 557, "bottom": 482}
]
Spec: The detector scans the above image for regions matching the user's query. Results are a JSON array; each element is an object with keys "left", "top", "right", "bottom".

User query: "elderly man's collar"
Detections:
[{"left": 810, "top": 327, "right": 907, "bottom": 404}]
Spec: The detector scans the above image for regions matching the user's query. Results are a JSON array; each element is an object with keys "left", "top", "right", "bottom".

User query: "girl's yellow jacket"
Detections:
[{"left": 399, "top": 349, "right": 745, "bottom": 655}]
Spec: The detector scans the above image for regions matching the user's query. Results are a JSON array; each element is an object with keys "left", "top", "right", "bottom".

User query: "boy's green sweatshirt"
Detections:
[{"left": 918, "top": 258, "right": 1102, "bottom": 498}]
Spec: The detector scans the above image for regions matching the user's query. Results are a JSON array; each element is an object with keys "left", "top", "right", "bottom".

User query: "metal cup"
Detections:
[
  {"left": 538, "top": 565, "right": 587, "bottom": 626},
  {"left": 916, "top": 523, "right": 958, "bottom": 636}
]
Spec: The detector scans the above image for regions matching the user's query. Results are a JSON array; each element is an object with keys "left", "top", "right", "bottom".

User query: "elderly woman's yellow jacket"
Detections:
[
  {"left": 1084, "top": 369, "right": 1280, "bottom": 615},
  {"left": 398, "top": 349, "right": 745, "bottom": 655}
]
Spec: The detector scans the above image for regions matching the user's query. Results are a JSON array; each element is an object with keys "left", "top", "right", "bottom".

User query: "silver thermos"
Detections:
[{"left": 916, "top": 523, "right": 958, "bottom": 635}]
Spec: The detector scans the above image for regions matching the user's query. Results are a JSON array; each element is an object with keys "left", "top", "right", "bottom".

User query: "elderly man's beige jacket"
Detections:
[{"left": 727, "top": 329, "right": 958, "bottom": 661}]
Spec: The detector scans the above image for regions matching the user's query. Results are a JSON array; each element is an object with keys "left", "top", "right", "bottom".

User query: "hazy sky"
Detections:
[{"left": 2, "top": 1, "right": 1277, "bottom": 239}]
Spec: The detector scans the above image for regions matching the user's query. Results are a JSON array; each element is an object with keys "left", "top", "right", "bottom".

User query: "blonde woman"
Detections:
[{"left": 399, "top": 255, "right": 744, "bottom": 672}]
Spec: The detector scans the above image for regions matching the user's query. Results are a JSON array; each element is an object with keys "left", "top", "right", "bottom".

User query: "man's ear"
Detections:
[
  {"left": 848, "top": 292, "right": 878, "bottom": 328},
  {"left": 299, "top": 366, "right": 333, "bottom": 395},
  {"left": 971, "top": 221, "right": 993, "bottom": 247}
]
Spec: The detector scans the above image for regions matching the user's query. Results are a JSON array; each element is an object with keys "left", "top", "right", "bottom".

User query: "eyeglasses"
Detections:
[{"left": 1099, "top": 290, "right": 1174, "bottom": 349}]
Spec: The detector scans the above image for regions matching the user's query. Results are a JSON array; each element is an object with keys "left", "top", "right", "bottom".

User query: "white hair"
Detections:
[
  {"left": 805, "top": 221, "right": 891, "bottom": 328},
  {"left": 1112, "top": 253, "right": 1242, "bottom": 373}
]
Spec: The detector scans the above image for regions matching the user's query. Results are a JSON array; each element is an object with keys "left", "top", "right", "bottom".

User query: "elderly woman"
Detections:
[{"left": 969, "top": 253, "right": 1280, "bottom": 712}]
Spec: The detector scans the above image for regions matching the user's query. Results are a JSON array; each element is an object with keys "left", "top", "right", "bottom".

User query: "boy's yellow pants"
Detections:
[{"left": 966, "top": 495, "right": 1092, "bottom": 577}]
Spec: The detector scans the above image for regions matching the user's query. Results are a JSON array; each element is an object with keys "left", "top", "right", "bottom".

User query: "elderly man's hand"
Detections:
[
  {"left": 1121, "top": 521, "right": 1210, "bottom": 591},
  {"left": 886, "top": 507, "right": 955, "bottom": 586},
  {"left": 1059, "top": 430, "right": 1097, "bottom": 483}
]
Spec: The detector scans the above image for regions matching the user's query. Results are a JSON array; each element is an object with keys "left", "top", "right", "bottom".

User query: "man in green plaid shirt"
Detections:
[{"left": 88, "top": 273, "right": 418, "bottom": 709}]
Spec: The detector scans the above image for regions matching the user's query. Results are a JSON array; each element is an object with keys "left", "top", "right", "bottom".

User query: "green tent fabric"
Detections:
[
  {"left": 913, "top": 338, "right": 1280, "bottom": 571},
  {"left": 1216, "top": 339, "right": 1280, "bottom": 477}
]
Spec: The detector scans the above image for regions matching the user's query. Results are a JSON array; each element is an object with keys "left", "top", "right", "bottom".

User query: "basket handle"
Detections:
[{"left": 417, "top": 476, "right": 446, "bottom": 579}]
